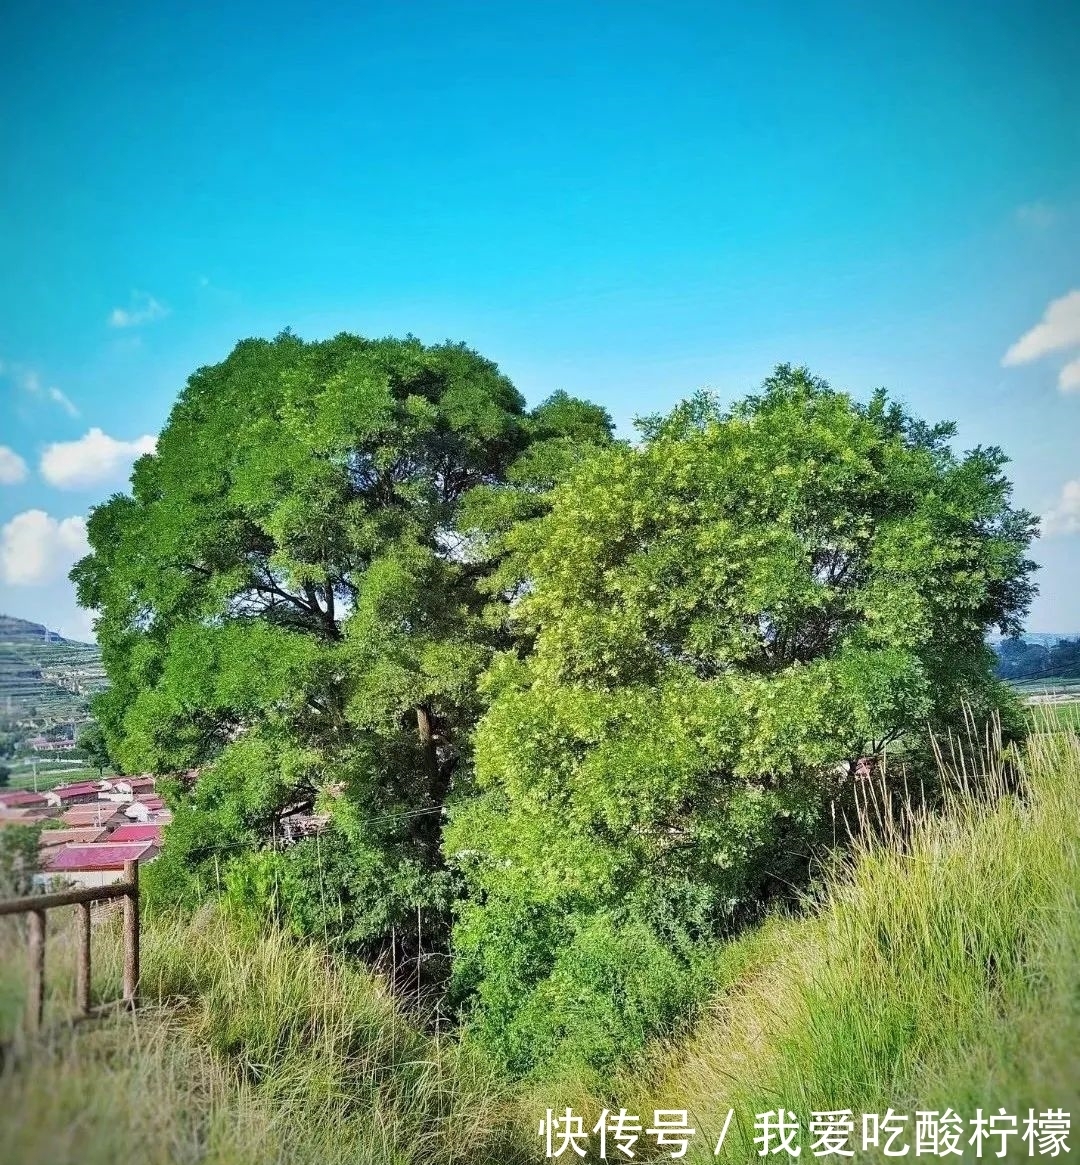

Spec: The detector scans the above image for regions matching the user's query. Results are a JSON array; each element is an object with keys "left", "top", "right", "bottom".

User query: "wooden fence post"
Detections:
[
  {"left": 27, "top": 909, "right": 46, "bottom": 1035},
  {"left": 122, "top": 859, "right": 139, "bottom": 1008},
  {"left": 76, "top": 901, "right": 92, "bottom": 1015},
  {"left": 2, "top": 873, "right": 142, "bottom": 1032}
]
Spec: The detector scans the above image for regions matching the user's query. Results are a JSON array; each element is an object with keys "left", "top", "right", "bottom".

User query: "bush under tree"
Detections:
[{"left": 445, "top": 365, "right": 1038, "bottom": 1078}]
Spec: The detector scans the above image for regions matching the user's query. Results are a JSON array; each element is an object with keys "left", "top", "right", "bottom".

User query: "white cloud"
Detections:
[
  {"left": 0, "top": 446, "right": 29, "bottom": 485},
  {"left": 1003, "top": 289, "right": 1080, "bottom": 366},
  {"left": 0, "top": 509, "right": 90, "bottom": 586},
  {"left": 108, "top": 290, "right": 169, "bottom": 328},
  {"left": 40, "top": 427, "right": 157, "bottom": 490},
  {"left": 1059, "top": 357, "right": 1080, "bottom": 394},
  {"left": 1043, "top": 480, "right": 1080, "bottom": 538},
  {"left": 1016, "top": 201, "right": 1059, "bottom": 230}
]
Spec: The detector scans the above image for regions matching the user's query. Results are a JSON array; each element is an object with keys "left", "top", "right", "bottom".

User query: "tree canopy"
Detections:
[
  {"left": 74, "top": 351, "right": 1038, "bottom": 1078},
  {"left": 445, "top": 365, "right": 1038, "bottom": 1077},
  {"left": 73, "top": 331, "right": 613, "bottom": 967}
]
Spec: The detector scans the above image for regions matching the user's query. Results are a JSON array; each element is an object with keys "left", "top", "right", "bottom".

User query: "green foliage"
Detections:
[
  {"left": 74, "top": 330, "right": 612, "bottom": 964},
  {"left": 447, "top": 366, "right": 1037, "bottom": 1078},
  {"left": 0, "top": 823, "right": 41, "bottom": 896},
  {"left": 76, "top": 721, "right": 112, "bottom": 776},
  {"left": 0, "top": 763, "right": 10, "bottom": 787}
]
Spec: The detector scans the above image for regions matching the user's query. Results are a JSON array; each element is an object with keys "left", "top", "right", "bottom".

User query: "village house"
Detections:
[
  {"left": 99, "top": 776, "right": 157, "bottom": 803},
  {"left": 38, "top": 840, "right": 159, "bottom": 889},
  {"left": 124, "top": 796, "right": 166, "bottom": 823},
  {"left": 37, "top": 826, "right": 110, "bottom": 849},
  {"left": 27, "top": 735, "right": 77, "bottom": 752},
  {"left": 113, "top": 776, "right": 156, "bottom": 796},
  {"left": 45, "top": 781, "right": 103, "bottom": 808},
  {"left": 106, "top": 822, "right": 163, "bottom": 845},
  {"left": 0, "top": 789, "right": 51, "bottom": 810},
  {"left": 59, "top": 804, "right": 128, "bottom": 829}
]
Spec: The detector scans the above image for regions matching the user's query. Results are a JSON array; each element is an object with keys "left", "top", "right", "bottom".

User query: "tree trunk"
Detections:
[
  {"left": 416, "top": 704, "right": 438, "bottom": 785},
  {"left": 414, "top": 704, "right": 451, "bottom": 857}
]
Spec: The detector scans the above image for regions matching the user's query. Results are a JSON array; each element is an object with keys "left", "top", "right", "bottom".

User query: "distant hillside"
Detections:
[
  {"left": 1003, "top": 631, "right": 1080, "bottom": 648},
  {"left": 0, "top": 614, "right": 106, "bottom": 731},
  {"left": 0, "top": 614, "right": 88, "bottom": 647}
]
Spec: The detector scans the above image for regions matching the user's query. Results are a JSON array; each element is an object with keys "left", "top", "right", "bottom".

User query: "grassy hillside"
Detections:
[
  {"left": 584, "top": 721, "right": 1080, "bottom": 1161},
  {"left": 2, "top": 719, "right": 1077, "bottom": 1163},
  {"left": 0, "top": 614, "right": 109, "bottom": 785}
]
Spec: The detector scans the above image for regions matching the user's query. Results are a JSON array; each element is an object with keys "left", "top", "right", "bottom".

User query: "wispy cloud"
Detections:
[
  {"left": 1043, "top": 480, "right": 1080, "bottom": 538},
  {"left": 108, "top": 290, "right": 170, "bottom": 329},
  {"left": 0, "top": 446, "right": 29, "bottom": 485},
  {"left": 1016, "top": 201, "right": 1059, "bottom": 230},
  {"left": 40, "top": 427, "right": 157, "bottom": 490},
  {"left": 1060, "top": 357, "right": 1080, "bottom": 395},
  {"left": 47, "top": 385, "right": 80, "bottom": 416},
  {"left": 2, "top": 362, "right": 81, "bottom": 417}
]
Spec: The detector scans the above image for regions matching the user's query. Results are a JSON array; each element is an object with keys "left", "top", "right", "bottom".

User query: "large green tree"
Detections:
[
  {"left": 73, "top": 331, "right": 612, "bottom": 969},
  {"left": 446, "top": 365, "right": 1038, "bottom": 1077}
]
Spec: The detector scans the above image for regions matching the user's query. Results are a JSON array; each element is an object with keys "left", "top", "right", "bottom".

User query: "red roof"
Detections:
[
  {"left": 137, "top": 796, "right": 165, "bottom": 810},
  {"left": 0, "top": 790, "right": 49, "bottom": 808},
  {"left": 107, "top": 823, "right": 162, "bottom": 844},
  {"left": 44, "top": 841, "right": 156, "bottom": 872},
  {"left": 51, "top": 782, "right": 102, "bottom": 801}
]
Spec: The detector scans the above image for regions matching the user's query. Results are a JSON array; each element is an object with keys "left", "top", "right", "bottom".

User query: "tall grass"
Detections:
[
  {"left": 589, "top": 718, "right": 1080, "bottom": 1161},
  {"left": 3, "top": 717, "right": 1078, "bottom": 1163},
  {"left": 0, "top": 908, "right": 529, "bottom": 1164}
]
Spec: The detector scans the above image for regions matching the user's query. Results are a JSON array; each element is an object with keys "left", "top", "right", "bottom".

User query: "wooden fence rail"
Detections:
[{"left": 0, "top": 859, "right": 139, "bottom": 1035}]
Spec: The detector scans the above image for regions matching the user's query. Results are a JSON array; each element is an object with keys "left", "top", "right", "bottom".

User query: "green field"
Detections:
[
  {"left": 1009, "top": 673, "right": 1080, "bottom": 734},
  {"left": 3, "top": 756, "right": 113, "bottom": 792},
  {"left": 1010, "top": 674, "right": 1080, "bottom": 699},
  {"left": 1037, "top": 701, "right": 1080, "bottom": 731}
]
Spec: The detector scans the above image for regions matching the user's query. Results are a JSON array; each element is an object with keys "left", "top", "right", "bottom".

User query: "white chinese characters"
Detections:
[{"left": 537, "top": 1107, "right": 1071, "bottom": 1159}]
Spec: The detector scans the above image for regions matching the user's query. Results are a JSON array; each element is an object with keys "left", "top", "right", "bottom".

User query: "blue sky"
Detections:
[{"left": 1, "top": 0, "right": 1078, "bottom": 639}]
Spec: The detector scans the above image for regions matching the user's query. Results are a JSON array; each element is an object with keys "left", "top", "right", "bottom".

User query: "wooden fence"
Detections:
[{"left": 0, "top": 859, "right": 139, "bottom": 1034}]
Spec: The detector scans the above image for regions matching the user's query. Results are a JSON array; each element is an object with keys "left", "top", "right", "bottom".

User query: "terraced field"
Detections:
[{"left": 0, "top": 614, "right": 106, "bottom": 735}]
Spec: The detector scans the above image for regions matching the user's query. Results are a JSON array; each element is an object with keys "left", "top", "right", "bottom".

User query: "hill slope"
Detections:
[
  {"left": 597, "top": 723, "right": 1080, "bottom": 1161},
  {"left": 0, "top": 614, "right": 105, "bottom": 732}
]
